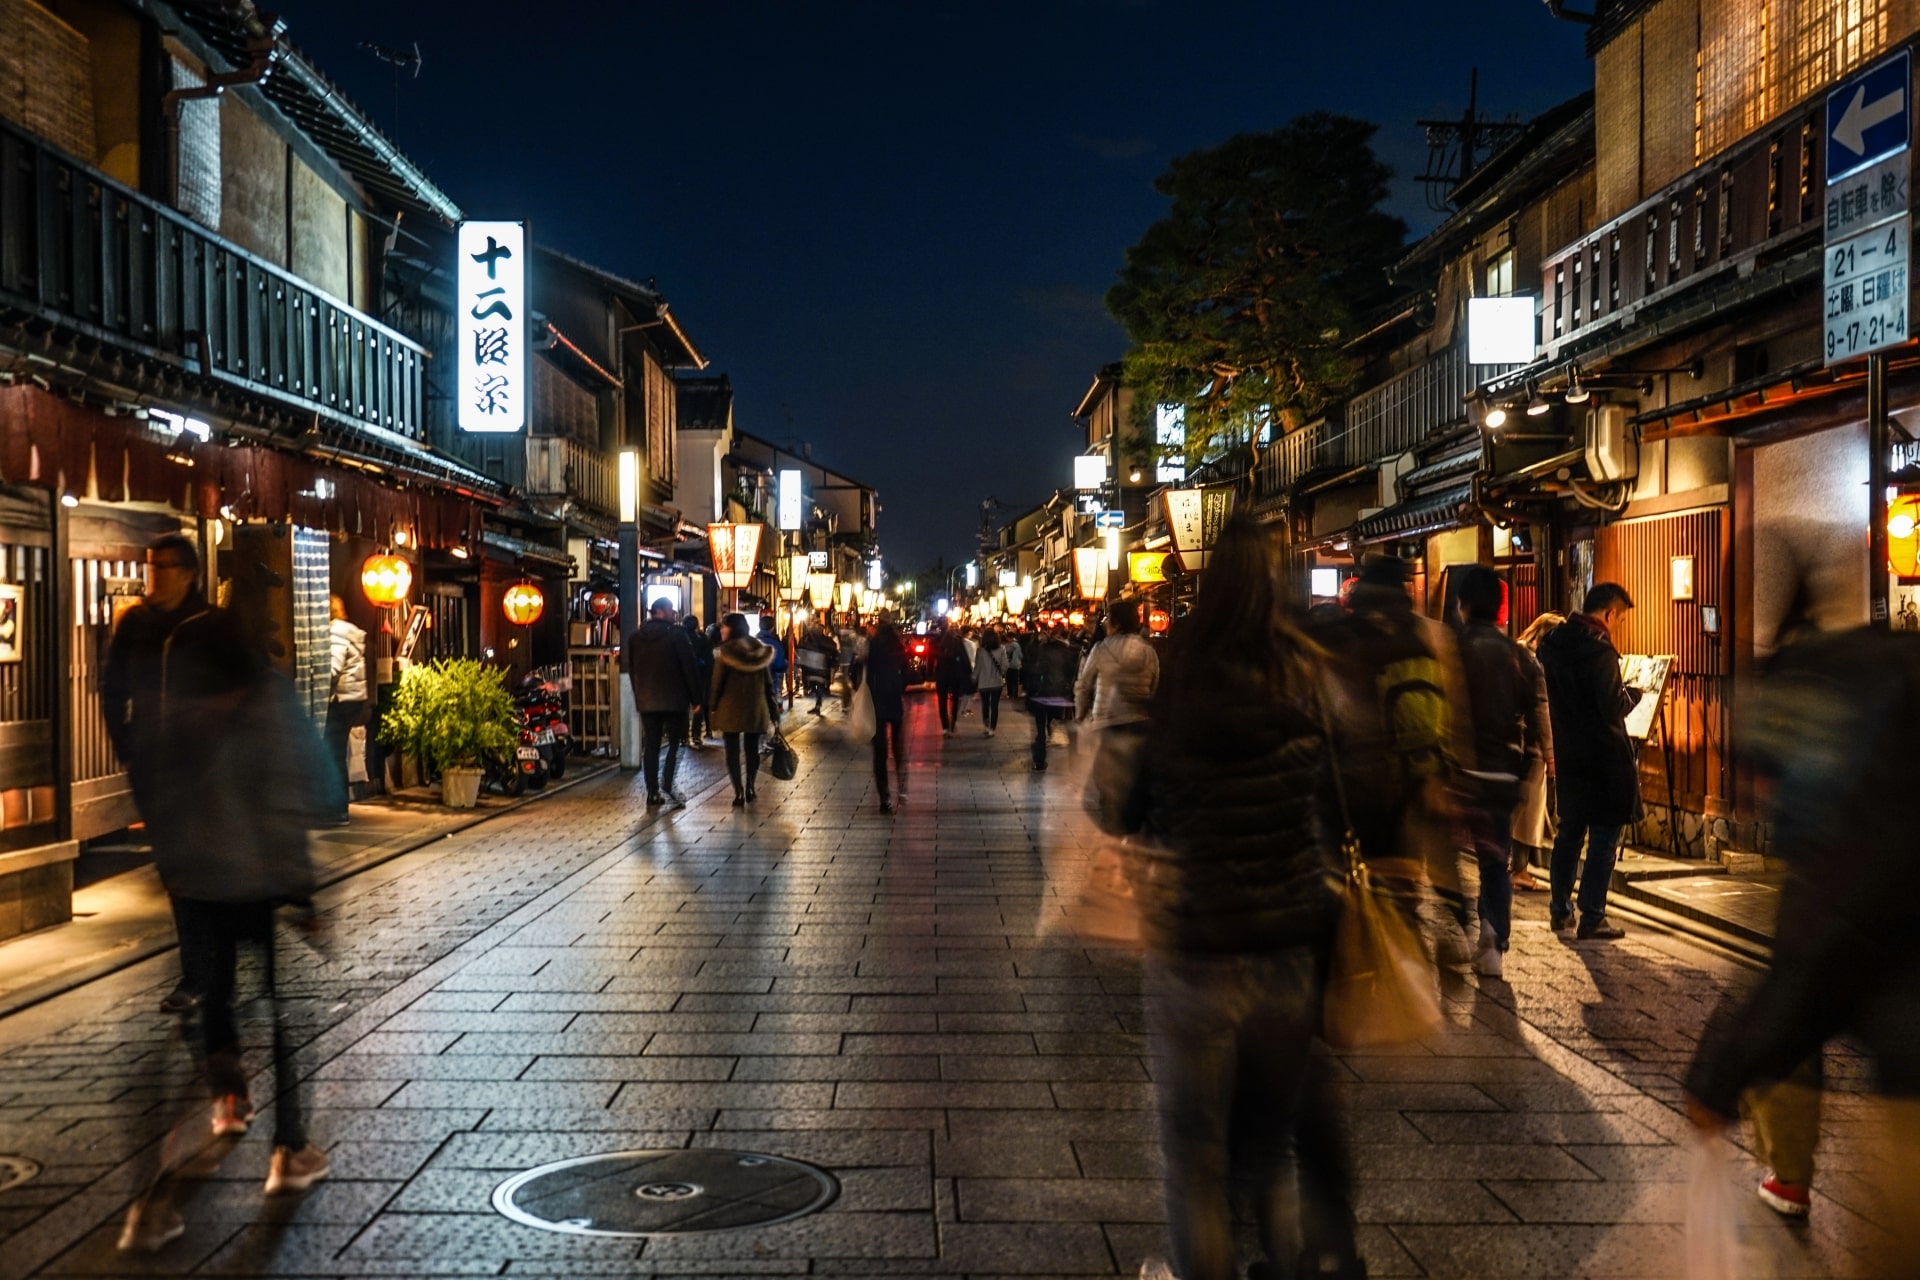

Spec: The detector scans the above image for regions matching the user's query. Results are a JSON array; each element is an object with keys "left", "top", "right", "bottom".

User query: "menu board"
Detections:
[{"left": 1619, "top": 654, "right": 1674, "bottom": 742}]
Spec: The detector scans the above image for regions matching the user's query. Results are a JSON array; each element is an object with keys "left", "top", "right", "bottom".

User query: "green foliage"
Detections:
[
  {"left": 1107, "top": 112, "right": 1408, "bottom": 458},
  {"left": 378, "top": 658, "right": 520, "bottom": 772}
]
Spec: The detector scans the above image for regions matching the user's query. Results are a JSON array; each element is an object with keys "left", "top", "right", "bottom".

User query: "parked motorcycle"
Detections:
[{"left": 516, "top": 674, "right": 570, "bottom": 783}]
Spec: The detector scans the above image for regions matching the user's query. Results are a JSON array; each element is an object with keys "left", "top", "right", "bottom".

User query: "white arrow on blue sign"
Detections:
[
  {"left": 1828, "top": 50, "right": 1910, "bottom": 183},
  {"left": 1093, "top": 510, "right": 1124, "bottom": 528}
]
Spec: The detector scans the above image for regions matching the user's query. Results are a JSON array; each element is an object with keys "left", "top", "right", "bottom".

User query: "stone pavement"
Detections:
[{"left": 0, "top": 693, "right": 1901, "bottom": 1277}]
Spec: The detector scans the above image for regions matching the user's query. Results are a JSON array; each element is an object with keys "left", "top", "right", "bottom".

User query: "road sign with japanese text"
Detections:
[
  {"left": 1824, "top": 217, "right": 1909, "bottom": 363},
  {"left": 1826, "top": 54, "right": 1912, "bottom": 367}
]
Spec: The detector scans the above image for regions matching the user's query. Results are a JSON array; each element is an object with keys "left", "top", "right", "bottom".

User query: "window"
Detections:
[
  {"left": 1155, "top": 404, "right": 1186, "bottom": 483},
  {"left": 1485, "top": 249, "right": 1515, "bottom": 297}
]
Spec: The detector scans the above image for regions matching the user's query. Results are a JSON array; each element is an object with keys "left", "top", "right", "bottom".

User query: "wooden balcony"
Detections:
[
  {"left": 525, "top": 435, "right": 618, "bottom": 517},
  {"left": 0, "top": 117, "right": 425, "bottom": 438}
]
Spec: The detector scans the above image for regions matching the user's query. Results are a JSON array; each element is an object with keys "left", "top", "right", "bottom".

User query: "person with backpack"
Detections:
[
  {"left": 1538, "top": 583, "right": 1643, "bottom": 940},
  {"left": 973, "top": 628, "right": 1009, "bottom": 736},
  {"left": 1023, "top": 630, "right": 1078, "bottom": 771},
  {"left": 934, "top": 626, "right": 974, "bottom": 736},
  {"left": 1450, "top": 566, "right": 1551, "bottom": 978},
  {"left": 1075, "top": 601, "right": 1159, "bottom": 833}
]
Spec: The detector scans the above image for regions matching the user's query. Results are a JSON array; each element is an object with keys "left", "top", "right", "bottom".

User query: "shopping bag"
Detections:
[
  {"left": 768, "top": 729, "right": 800, "bottom": 781},
  {"left": 1685, "top": 1132, "right": 1740, "bottom": 1280},
  {"left": 847, "top": 678, "right": 876, "bottom": 742},
  {"left": 1058, "top": 837, "right": 1144, "bottom": 946},
  {"left": 1321, "top": 839, "right": 1445, "bottom": 1050},
  {"left": 346, "top": 725, "right": 369, "bottom": 783}
]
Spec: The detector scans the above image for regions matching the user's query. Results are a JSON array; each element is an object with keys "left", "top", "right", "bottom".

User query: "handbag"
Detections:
[
  {"left": 768, "top": 728, "right": 800, "bottom": 781},
  {"left": 847, "top": 676, "right": 876, "bottom": 741},
  {"left": 1058, "top": 837, "right": 1143, "bottom": 946},
  {"left": 1318, "top": 691, "right": 1445, "bottom": 1051}
]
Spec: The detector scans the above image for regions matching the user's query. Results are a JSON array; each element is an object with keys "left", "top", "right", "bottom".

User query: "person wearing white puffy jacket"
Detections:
[
  {"left": 325, "top": 596, "right": 367, "bottom": 825},
  {"left": 1075, "top": 600, "right": 1159, "bottom": 832}
]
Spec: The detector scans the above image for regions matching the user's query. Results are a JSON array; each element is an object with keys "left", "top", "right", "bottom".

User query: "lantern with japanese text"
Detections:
[
  {"left": 361, "top": 554, "right": 413, "bottom": 608},
  {"left": 807, "top": 571, "right": 836, "bottom": 609},
  {"left": 503, "top": 582, "right": 545, "bottom": 626},
  {"left": 1072, "top": 547, "right": 1110, "bottom": 600},
  {"left": 707, "top": 523, "right": 764, "bottom": 592}
]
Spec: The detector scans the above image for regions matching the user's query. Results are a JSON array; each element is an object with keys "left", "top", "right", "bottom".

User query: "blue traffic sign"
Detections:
[
  {"left": 1093, "top": 510, "right": 1124, "bottom": 528},
  {"left": 1828, "top": 50, "right": 1910, "bottom": 183}
]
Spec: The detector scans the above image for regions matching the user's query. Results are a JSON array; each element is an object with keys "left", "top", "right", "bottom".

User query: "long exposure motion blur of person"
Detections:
[
  {"left": 111, "top": 537, "right": 335, "bottom": 1251},
  {"left": 1076, "top": 600, "right": 1159, "bottom": 835},
  {"left": 1686, "top": 616, "right": 1920, "bottom": 1263},
  {"left": 1023, "top": 628, "right": 1078, "bottom": 771},
  {"left": 1509, "top": 612, "right": 1563, "bottom": 892},
  {"left": 1131, "top": 515, "right": 1362, "bottom": 1280},
  {"left": 861, "top": 620, "right": 910, "bottom": 813}
]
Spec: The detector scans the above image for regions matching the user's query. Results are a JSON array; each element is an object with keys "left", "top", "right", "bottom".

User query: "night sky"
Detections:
[{"left": 283, "top": 2, "right": 1593, "bottom": 570}]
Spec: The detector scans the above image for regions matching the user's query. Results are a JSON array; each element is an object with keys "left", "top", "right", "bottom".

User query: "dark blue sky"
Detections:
[{"left": 285, "top": 1, "right": 1593, "bottom": 569}]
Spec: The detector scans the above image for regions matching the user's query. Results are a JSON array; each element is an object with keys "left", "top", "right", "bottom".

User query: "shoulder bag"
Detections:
[
  {"left": 1318, "top": 685, "right": 1445, "bottom": 1051},
  {"left": 768, "top": 727, "right": 800, "bottom": 781}
]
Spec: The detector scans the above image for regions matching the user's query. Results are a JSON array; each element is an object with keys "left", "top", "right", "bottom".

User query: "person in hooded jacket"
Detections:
[
  {"left": 622, "top": 600, "right": 704, "bottom": 806},
  {"left": 710, "top": 613, "right": 775, "bottom": 806},
  {"left": 1076, "top": 600, "right": 1160, "bottom": 833},
  {"left": 861, "top": 620, "right": 910, "bottom": 812},
  {"left": 1538, "top": 583, "right": 1642, "bottom": 940},
  {"left": 324, "top": 595, "right": 367, "bottom": 825},
  {"left": 756, "top": 616, "right": 789, "bottom": 723},
  {"left": 1133, "top": 514, "right": 1360, "bottom": 1280}
]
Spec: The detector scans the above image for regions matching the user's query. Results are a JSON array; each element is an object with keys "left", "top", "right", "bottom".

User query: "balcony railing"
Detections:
[
  {"left": 1540, "top": 93, "right": 1827, "bottom": 355},
  {"left": 526, "top": 436, "right": 618, "bottom": 517},
  {"left": 0, "top": 117, "right": 425, "bottom": 438}
]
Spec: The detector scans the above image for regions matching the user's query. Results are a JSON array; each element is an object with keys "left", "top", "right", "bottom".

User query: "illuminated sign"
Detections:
[
  {"left": 1162, "top": 487, "right": 1236, "bottom": 573},
  {"left": 1128, "top": 551, "right": 1169, "bottom": 584},
  {"left": 456, "top": 221, "right": 527, "bottom": 433},
  {"left": 867, "top": 559, "right": 883, "bottom": 590},
  {"left": 778, "top": 469, "right": 804, "bottom": 531},
  {"left": 1156, "top": 404, "right": 1186, "bottom": 482},
  {"left": 1073, "top": 454, "right": 1107, "bottom": 491},
  {"left": 1466, "top": 296, "right": 1536, "bottom": 366}
]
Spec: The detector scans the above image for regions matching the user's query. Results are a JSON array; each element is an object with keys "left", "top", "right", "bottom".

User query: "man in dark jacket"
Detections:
[
  {"left": 682, "top": 615, "right": 714, "bottom": 748},
  {"left": 1022, "top": 632, "right": 1078, "bottom": 771},
  {"left": 1452, "top": 566, "right": 1549, "bottom": 978},
  {"left": 622, "top": 601, "right": 703, "bottom": 807},
  {"left": 1538, "top": 582, "right": 1642, "bottom": 940}
]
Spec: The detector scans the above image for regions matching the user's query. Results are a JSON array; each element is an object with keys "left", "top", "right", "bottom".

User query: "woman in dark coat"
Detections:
[
  {"left": 709, "top": 613, "right": 775, "bottom": 806},
  {"left": 861, "top": 621, "right": 909, "bottom": 812},
  {"left": 1135, "top": 514, "right": 1359, "bottom": 1280}
]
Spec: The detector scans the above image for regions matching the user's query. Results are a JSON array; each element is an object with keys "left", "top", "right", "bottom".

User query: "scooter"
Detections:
[{"left": 516, "top": 675, "right": 570, "bottom": 782}]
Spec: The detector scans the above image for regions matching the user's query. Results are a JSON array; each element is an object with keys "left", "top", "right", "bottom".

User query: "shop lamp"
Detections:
[
  {"left": 1525, "top": 392, "right": 1551, "bottom": 417},
  {"left": 361, "top": 553, "right": 412, "bottom": 607},
  {"left": 835, "top": 580, "right": 856, "bottom": 613},
  {"left": 617, "top": 450, "right": 639, "bottom": 524},
  {"left": 707, "top": 522, "right": 763, "bottom": 591},
  {"left": 1149, "top": 607, "right": 1172, "bottom": 634},
  {"left": 1563, "top": 369, "right": 1590, "bottom": 405},
  {"left": 807, "top": 570, "right": 836, "bottom": 609},
  {"left": 1890, "top": 494, "right": 1920, "bottom": 578},
  {"left": 1068, "top": 609, "right": 1087, "bottom": 627},
  {"left": 782, "top": 553, "right": 811, "bottom": 602},
  {"left": 1003, "top": 578, "right": 1031, "bottom": 615},
  {"left": 1484, "top": 405, "right": 1509, "bottom": 429},
  {"left": 1073, "top": 546, "right": 1109, "bottom": 600},
  {"left": 503, "top": 581, "right": 545, "bottom": 625}
]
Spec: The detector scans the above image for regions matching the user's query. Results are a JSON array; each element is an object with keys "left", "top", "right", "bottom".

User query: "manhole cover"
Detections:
[
  {"left": 0, "top": 1156, "right": 40, "bottom": 1193},
  {"left": 491, "top": 1149, "right": 837, "bottom": 1237}
]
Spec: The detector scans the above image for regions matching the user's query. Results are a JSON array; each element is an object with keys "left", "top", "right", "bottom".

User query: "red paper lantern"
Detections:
[
  {"left": 361, "top": 554, "right": 412, "bottom": 607},
  {"left": 1148, "top": 608, "right": 1171, "bottom": 634},
  {"left": 586, "top": 591, "right": 618, "bottom": 620},
  {"left": 503, "top": 582, "right": 545, "bottom": 626}
]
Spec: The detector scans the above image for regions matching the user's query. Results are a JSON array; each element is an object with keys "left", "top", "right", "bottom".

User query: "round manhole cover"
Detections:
[
  {"left": 0, "top": 1156, "right": 40, "bottom": 1193},
  {"left": 492, "top": 1149, "right": 837, "bottom": 1237}
]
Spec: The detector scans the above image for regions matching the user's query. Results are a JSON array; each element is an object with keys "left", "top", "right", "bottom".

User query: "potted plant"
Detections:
[{"left": 378, "top": 658, "right": 520, "bottom": 808}]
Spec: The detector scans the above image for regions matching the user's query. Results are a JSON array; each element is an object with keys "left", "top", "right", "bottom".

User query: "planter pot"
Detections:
[{"left": 442, "top": 767, "right": 484, "bottom": 809}]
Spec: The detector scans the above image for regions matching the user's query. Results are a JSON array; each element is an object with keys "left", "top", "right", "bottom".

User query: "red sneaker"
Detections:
[
  {"left": 1758, "top": 1174, "right": 1811, "bottom": 1217},
  {"left": 211, "top": 1094, "right": 253, "bottom": 1138}
]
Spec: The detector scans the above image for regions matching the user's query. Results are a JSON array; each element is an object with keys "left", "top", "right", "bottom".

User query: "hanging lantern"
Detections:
[
  {"left": 1162, "top": 486, "right": 1237, "bottom": 572},
  {"left": 585, "top": 591, "right": 618, "bottom": 620},
  {"left": 835, "top": 580, "right": 856, "bottom": 613},
  {"left": 1068, "top": 609, "right": 1087, "bottom": 627},
  {"left": 1148, "top": 607, "right": 1172, "bottom": 634},
  {"left": 1073, "top": 547, "right": 1110, "bottom": 600},
  {"left": 503, "top": 581, "right": 545, "bottom": 625},
  {"left": 1891, "top": 493, "right": 1920, "bottom": 579},
  {"left": 361, "top": 554, "right": 413, "bottom": 607},
  {"left": 707, "top": 523, "right": 765, "bottom": 591},
  {"left": 807, "top": 570, "right": 836, "bottom": 609},
  {"left": 1003, "top": 578, "right": 1031, "bottom": 616}
]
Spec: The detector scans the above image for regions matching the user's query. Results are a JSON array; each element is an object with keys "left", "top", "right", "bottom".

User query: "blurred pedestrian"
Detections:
[
  {"left": 862, "top": 620, "right": 909, "bottom": 812},
  {"left": 756, "top": 615, "right": 789, "bottom": 722},
  {"left": 711, "top": 613, "right": 775, "bottom": 806},
  {"left": 623, "top": 599, "right": 703, "bottom": 808},
  {"left": 1132, "top": 514, "right": 1360, "bottom": 1280},
  {"left": 324, "top": 594, "right": 367, "bottom": 826},
  {"left": 1024, "top": 630, "right": 1078, "bottom": 771},
  {"left": 974, "top": 628, "right": 1008, "bottom": 737},
  {"left": 836, "top": 617, "right": 860, "bottom": 709},
  {"left": 798, "top": 618, "right": 838, "bottom": 716},
  {"left": 1003, "top": 627, "right": 1025, "bottom": 699},
  {"left": 1538, "top": 583, "right": 1641, "bottom": 940},
  {"left": 683, "top": 615, "right": 714, "bottom": 748},
  {"left": 935, "top": 626, "right": 974, "bottom": 736},
  {"left": 102, "top": 533, "right": 251, "bottom": 1015},
  {"left": 1075, "top": 601, "right": 1158, "bottom": 833},
  {"left": 1686, "top": 624, "right": 1920, "bottom": 1261},
  {"left": 1511, "top": 612, "right": 1563, "bottom": 891},
  {"left": 1451, "top": 566, "right": 1549, "bottom": 979}
]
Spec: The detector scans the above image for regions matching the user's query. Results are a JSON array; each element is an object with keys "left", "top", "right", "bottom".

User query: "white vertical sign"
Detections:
[
  {"left": 457, "top": 221, "right": 527, "bottom": 433},
  {"left": 778, "top": 469, "right": 804, "bottom": 531}
]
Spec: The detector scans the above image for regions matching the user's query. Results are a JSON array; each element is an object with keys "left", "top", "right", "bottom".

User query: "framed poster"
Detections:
[
  {"left": 0, "top": 583, "right": 19, "bottom": 662},
  {"left": 1619, "top": 654, "right": 1675, "bottom": 742}
]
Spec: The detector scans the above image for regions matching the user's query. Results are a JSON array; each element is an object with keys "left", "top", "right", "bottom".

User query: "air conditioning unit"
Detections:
[{"left": 1585, "top": 404, "right": 1637, "bottom": 483}]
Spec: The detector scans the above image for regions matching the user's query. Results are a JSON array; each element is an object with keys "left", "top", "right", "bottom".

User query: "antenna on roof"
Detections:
[
  {"left": 1415, "top": 69, "right": 1527, "bottom": 213},
  {"left": 359, "top": 40, "right": 422, "bottom": 144}
]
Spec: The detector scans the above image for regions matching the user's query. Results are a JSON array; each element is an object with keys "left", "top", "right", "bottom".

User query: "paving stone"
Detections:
[
  {"left": 957, "top": 1176, "right": 1162, "bottom": 1223},
  {"left": 936, "top": 1222, "right": 1114, "bottom": 1274}
]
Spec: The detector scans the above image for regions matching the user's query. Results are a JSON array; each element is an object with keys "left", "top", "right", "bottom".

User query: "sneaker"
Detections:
[
  {"left": 1758, "top": 1174, "right": 1811, "bottom": 1217},
  {"left": 116, "top": 1199, "right": 184, "bottom": 1253},
  {"left": 264, "top": 1143, "right": 331, "bottom": 1195},
  {"left": 211, "top": 1094, "right": 253, "bottom": 1137},
  {"left": 1473, "top": 946, "right": 1505, "bottom": 978},
  {"left": 1576, "top": 917, "right": 1626, "bottom": 940},
  {"left": 1138, "top": 1259, "right": 1177, "bottom": 1280}
]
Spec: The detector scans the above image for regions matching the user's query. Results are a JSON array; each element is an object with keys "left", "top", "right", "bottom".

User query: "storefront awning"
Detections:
[{"left": 1353, "top": 480, "right": 1476, "bottom": 544}]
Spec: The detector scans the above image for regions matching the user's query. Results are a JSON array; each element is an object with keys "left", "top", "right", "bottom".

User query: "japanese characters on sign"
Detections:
[
  {"left": 1162, "top": 487, "right": 1236, "bottom": 573},
  {"left": 456, "top": 221, "right": 527, "bottom": 433},
  {"left": 1824, "top": 217, "right": 1910, "bottom": 362},
  {"left": 1827, "top": 153, "right": 1909, "bottom": 239}
]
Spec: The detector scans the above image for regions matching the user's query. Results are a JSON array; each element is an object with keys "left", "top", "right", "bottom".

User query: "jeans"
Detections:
[
  {"left": 174, "top": 898, "right": 304, "bottom": 1147},
  {"left": 640, "top": 710, "right": 687, "bottom": 798},
  {"left": 724, "top": 732, "right": 763, "bottom": 796},
  {"left": 1550, "top": 819, "right": 1624, "bottom": 923},
  {"left": 937, "top": 688, "right": 964, "bottom": 730},
  {"left": 1148, "top": 947, "right": 1358, "bottom": 1280},
  {"left": 872, "top": 717, "right": 905, "bottom": 800},
  {"left": 978, "top": 688, "right": 1001, "bottom": 731},
  {"left": 1468, "top": 796, "right": 1518, "bottom": 950},
  {"left": 322, "top": 700, "right": 366, "bottom": 820},
  {"left": 1029, "top": 704, "right": 1065, "bottom": 769}
]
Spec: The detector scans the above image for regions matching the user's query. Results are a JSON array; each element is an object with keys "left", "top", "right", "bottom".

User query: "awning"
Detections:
[{"left": 1353, "top": 480, "right": 1476, "bottom": 544}]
